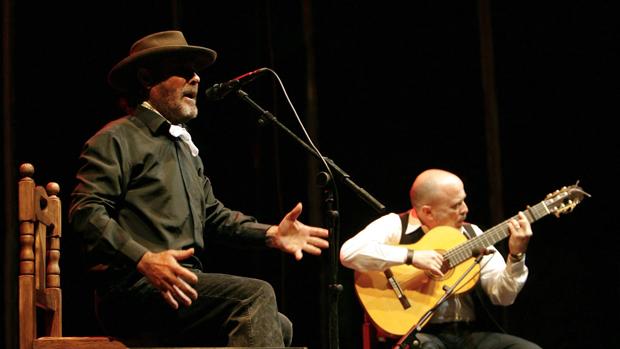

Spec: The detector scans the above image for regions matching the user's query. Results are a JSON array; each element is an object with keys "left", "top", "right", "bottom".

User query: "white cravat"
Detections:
[{"left": 169, "top": 124, "right": 199, "bottom": 157}]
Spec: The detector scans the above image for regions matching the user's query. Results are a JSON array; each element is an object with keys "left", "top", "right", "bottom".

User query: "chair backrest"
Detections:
[
  {"left": 18, "top": 163, "right": 62, "bottom": 349},
  {"left": 17, "top": 163, "right": 128, "bottom": 349}
]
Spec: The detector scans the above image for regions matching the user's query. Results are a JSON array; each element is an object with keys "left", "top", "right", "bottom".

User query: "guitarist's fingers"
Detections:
[
  {"left": 508, "top": 214, "right": 532, "bottom": 254},
  {"left": 429, "top": 254, "right": 444, "bottom": 277},
  {"left": 411, "top": 250, "right": 444, "bottom": 276},
  {"left": 509, "top": 215, "right": 532, "bottom": 238},
  {"left": 507, "top": 219, "right": 520, "bottom": 235},
  {"left": 429, "top": 265, "right": 444, "bottom": 277},
  {"left": 516, "top": 212, "right": 533, "bottom": 233}
]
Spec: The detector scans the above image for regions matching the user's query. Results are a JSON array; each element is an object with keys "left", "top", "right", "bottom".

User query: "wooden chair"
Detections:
[
  {"left": 18, "top": 163, "right": 128, "bottom": 349},
  {"left": 362, "top": 313, "right": 398, "bottom": 349}
]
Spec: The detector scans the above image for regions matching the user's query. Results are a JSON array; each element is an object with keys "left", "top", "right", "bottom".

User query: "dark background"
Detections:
[{"left": 2, "top": 1, "right": 618, "bottom": 348}]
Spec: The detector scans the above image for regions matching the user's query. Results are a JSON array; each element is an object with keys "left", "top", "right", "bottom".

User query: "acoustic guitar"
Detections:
[{"left": 354, "top": 183, "right": 589, "bottom": 337}]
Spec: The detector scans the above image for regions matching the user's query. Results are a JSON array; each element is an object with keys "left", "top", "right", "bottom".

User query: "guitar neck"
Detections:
[{"left": 445, "top": 200, "right": 551, "bottom": 267}]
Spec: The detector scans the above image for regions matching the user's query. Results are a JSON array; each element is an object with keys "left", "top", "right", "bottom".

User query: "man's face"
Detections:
[
  {"left": 146, "top": 58, "right": 200, "bottom": 124},
  {"left": 428, "top": 182, "right": 468, "bottom": 229}
]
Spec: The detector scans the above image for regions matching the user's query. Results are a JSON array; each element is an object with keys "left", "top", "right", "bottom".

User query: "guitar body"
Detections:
[{"left": 354, "top": 226, "right": 481, "bottom": 337}]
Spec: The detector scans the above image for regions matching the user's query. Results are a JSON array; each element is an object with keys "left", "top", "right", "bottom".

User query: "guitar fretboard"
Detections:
[{"left": 444, "top": 200, "right": 551, "bottom": 267}]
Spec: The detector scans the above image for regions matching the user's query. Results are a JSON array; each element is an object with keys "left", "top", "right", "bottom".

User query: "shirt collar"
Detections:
[{"left": 134, "top": 102, "right": 171, "bottom": 135}]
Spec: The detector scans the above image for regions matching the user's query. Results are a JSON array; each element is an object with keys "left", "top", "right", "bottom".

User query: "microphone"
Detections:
[{"left": 204, "top": 67, "right": 269, "bottom": 101}]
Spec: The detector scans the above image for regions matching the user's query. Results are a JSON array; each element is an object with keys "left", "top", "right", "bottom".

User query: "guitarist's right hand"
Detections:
[{"left": 410, "top": 250, "right": 445, "bottom": 277}]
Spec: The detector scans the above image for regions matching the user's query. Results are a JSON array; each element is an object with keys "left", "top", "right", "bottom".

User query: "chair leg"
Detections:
[
  {"left": 362, "top": 313, "right": 373, "bottom": 349},
  {"left": 363, "top": 313, "right": 398, "bottom": 349}
]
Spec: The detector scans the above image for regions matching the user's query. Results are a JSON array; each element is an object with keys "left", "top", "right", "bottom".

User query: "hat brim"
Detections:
[{"left": 108, "top": 45, "right": 217, "bottom": 92}]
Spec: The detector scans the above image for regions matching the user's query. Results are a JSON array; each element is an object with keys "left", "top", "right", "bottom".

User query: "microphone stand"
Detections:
[
  {"left": 316, "top": 171, "right": 342, "bottom": 349},
  {"left": 234, "top": 89, "right": 386, "bottom": 349},
  {"left": 394, "top": 254, "right": 485, "bottom": 349}
]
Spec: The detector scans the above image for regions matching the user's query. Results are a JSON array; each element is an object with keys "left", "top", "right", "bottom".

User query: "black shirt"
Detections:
[{"left": 69, "top": 105, "right": 271, "bottom": 270}]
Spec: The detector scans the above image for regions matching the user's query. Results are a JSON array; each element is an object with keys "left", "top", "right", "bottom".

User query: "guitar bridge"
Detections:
[{"left": 384, "top": 268, "right": 411, "bottom": 309}]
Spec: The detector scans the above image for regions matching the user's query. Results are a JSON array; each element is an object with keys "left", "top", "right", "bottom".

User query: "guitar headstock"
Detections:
[{"left": 543, "top": 181, "right": 590, "bottom": 217}]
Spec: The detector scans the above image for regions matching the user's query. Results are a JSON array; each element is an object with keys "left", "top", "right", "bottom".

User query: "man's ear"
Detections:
[{"left": 420, "top": 205, "right": 434, "bottom": 222}]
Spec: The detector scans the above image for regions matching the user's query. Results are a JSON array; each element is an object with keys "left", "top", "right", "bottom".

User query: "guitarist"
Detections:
[{"left": 340, "top": 169, "right": 541, "bottom": 349}]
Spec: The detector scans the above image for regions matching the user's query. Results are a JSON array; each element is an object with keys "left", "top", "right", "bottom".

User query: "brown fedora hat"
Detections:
[{"left": 108, "top": 30, "right": 217, "bottom": 92}]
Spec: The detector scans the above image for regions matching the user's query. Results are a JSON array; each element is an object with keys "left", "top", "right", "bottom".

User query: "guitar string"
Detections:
[
  {"left": 443, "top": 186, "right": 580, "bottom": 265},
  {"left": 443, "top": 202, "right": 547, "bottom": 266}
]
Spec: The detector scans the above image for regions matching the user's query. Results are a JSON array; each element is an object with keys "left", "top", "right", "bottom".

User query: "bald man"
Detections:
[{"left": 340, "top": 169, "right": 541, "bottom": 349}]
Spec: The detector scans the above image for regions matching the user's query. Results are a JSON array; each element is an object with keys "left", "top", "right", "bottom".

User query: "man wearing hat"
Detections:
[{"left": 69, "top": 30, "right": 329, "bottom": 347}]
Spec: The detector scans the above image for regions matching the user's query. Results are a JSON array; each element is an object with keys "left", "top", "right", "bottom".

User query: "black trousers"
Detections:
[{"left": 95, "top": 269, "right": 293, "bottom": 347}]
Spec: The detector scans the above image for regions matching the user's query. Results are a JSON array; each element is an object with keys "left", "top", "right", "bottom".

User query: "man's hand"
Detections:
[
  {"left": 411, "top": 250, "right": 445, "bottom": 277},
  {"left": 266, "top": 202, "right": 330, "bottom": 260},
  {"left": 507, "top": 211, "right": 533, "bottom": 255},
  {"left": 136, "top": 248, "right": 199, "bottom": 309}
]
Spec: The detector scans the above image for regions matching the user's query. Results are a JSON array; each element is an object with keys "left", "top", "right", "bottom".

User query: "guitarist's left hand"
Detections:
[{"left": 507, "top": 211, "right": 532, "bottom": 255}]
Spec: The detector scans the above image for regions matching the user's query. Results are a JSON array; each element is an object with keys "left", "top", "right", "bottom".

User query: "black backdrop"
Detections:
[{"left": 2, "top": 1, "right": 619, "bottom": 348}]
